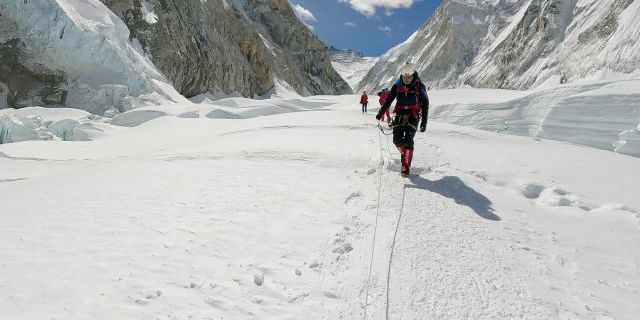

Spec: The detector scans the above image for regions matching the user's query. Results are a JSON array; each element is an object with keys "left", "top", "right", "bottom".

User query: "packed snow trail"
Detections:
[
  {"left": 1, "top": 95, "right": 639, "bottom": 319},
  {"left": 343, "top": 110, "right": 640, "bottom": 320},
  {"left": 351, "top": 128, "right": 555, "bottom": 319}
]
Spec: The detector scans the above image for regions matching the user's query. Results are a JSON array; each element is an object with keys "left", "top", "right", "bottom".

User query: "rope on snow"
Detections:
[
  {"left": 363, "top": 121, "right": 386, "bottom": 320},
  {"left": 364, "top": 120, "right": 409, "bottom": 320},
  {"left": 386, "top": 183, "right": 407, "bottom": 320}
]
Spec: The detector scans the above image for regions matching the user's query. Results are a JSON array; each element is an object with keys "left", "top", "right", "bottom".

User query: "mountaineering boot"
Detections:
[
  {"left": 401, "top": 148, "right": 413, "bottom": 177},
  {"left": 398, "top": 145, "right": 406, "bottom": 172},
  {"left": 401, "top": 160, "right": 409, "bottom": 177},
  {"left": 405, "top": 148, "right": 414, "bottom": 168}
]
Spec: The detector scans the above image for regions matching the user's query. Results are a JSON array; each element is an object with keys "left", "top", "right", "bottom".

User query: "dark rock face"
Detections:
[
  {"left": 0, "top": 25, "right": 67, "bottom": 108},
  {"left": 241, "top": 0, "right": 351, "bottom": 95},
  {"left": 101, "top": 0, "right": 350, "bottom": 98},
  {"left": 101, "top": 0, "right": 274, "bottom": 98}
]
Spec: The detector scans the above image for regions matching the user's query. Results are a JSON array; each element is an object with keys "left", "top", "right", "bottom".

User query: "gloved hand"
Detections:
[
  {"left": 420, "top": 121, "right": 427, "bottom": 132},
  {"left": 375, "top": 112, "right": 383, "bottom": 120}
]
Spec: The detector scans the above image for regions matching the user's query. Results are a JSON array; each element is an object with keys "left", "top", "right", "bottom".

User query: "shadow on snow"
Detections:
[{"left": 407, "top": 175, "right": 501, "bottom": 221}]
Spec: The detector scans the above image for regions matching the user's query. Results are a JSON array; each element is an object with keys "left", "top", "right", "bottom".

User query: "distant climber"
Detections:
[
  {"left": 360, "top": 91, "right": 368, "bottom": 113},
  {"left": 376, "top": 63, "right": 429, "bottom": 177},
  {"left": 377, "top": 88, "right": 391, "bottom": 124}
]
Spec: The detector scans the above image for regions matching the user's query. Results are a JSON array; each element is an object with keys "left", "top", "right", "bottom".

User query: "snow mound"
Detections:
[
  {"left": 0, "top": 114, "right": 51, "bottom": 144},
  {"left": 47, "top": 119, "right": 90, "bottom": 141},
  {"left": 205, "top": 109, "right": 242, "bottom": 119},
  {"left": 0, "top": 107, "right": 118, "bottom": 143},
  {"left": 615, "top": 127, "right": 640, "bottom": 157},
  {"left": 430, "top": 80, "right": 640, "bottom": 157},
  {"left": 9, "top": 107, "right": 92, "bottom": 124},
  {"left": 110, "top": 109, "right": 169, "bottom": 127},
  {"left": 177, "top": 112, "right": 200, "bottom": 119}
]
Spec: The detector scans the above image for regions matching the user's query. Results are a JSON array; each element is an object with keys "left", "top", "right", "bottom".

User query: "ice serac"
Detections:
[
  {"left": 0, "top": 0, "right": 184, "bottom": 114},
  {"left": 101, "top": 0, "right": 350, "bottom": 98},
  {"left": 358, "top": 0, "right": 640, "bottom": 91}
]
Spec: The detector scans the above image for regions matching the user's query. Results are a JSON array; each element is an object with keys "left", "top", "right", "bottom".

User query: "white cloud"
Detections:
[
  {"left": 345, "top": 21, "right": 357, "bottom": 27},
  {"left": 291, "top": 4, "right": 317, "bottom": 22},
  {"left": 291, "top": 3, "right": 316, "bottom": 32},
  {"left": 378, "top": 25, "right": 392, "bottom": 35},
  {"left": 338, "top": 0, "right": 415, "bottom": 17}
]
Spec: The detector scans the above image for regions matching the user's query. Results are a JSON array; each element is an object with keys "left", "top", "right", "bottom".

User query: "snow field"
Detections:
[{"left": 1, "top": 94, "right": 639, "bottom": 319}]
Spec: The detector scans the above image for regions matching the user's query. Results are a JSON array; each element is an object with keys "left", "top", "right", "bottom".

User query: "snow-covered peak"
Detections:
[
  {"left": 358, "top": 0, "right": 640, "bottom": 92},
  {"left": 329, "top": 47, "right": 378, "bottom": 91}
]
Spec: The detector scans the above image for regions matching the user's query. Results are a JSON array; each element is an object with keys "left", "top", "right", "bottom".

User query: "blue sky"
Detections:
[{"left": 289, "top": 0, "right": 442, "bottom": 57}]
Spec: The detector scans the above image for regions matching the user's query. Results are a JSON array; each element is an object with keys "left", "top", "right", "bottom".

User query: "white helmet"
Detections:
[{"left": 399, "top": 62, "right": 416, "bottom": 76}]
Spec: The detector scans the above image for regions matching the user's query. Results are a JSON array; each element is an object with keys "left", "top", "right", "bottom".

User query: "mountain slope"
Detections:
[
  {"left": 0, "top": 0, "right": 185, "bottom": 114},
  {"left": 240, "top": 0, "right": 351, "bottom": 96},
  {"left": 329, "top": 47, "right": 378, "bottom": 91},
  {"left": 0, "top": 0, "right": 349, "bottom": 114},
  {"left": 358, "top": 0, "right": 640, "bottom": 92},
  {"left": 102, "top": 0, "right": 350, "bottom": 98}
]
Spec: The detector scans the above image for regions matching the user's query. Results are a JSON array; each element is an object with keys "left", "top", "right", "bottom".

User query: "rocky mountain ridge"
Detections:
[
  {"left": 358, "top": 0, "right": 640, "bottom": 92},
  {"left": 0, "top": 0, "right": 350, "bottom": 114}
]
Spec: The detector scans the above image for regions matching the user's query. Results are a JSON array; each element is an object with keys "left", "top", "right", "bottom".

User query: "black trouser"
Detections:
[
  {"left": 361, "top": 102, "right": 367, "bottom": 113},
  {"left": 392, "top": 114, "right": 418, "bottom": 149}
]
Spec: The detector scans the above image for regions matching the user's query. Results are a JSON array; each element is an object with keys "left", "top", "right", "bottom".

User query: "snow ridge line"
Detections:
[
  {"left": 386, "top": 183, "right": 408, "bottom": 320},
  {"left": 362, "top": 123, "right": 386, "bottom": 320}
]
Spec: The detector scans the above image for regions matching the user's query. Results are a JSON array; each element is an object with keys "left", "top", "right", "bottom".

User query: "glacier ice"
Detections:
[{"left": 0, "top": 0, "right": 185, "bottom": 114}]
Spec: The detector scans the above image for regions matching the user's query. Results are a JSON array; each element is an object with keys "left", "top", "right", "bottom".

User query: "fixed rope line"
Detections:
[
  {"left": 363, "top": 121, "right": 386, "bottom": 320},
  {"left": 377, "top": 122, "right": 393, "bottom": 136},
  {"left": 386, "top": 183, "right": 407, "bottom": 320},
  {"left": 380, "top": 122, "right": 395, "bottom": 162}
]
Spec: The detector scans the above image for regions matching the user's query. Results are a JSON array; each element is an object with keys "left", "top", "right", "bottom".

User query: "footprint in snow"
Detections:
[
  {"left": 253, "top": 273, "right": 264, "bottom": 286},
  {"left": 332, "top": 242, "right": 353, "bottom": 254},
  {"left": 344, "top": 191, "right": 362, "bottom": 204},
  {"left": 523, "top": 184, "right": 595, "bottom": 211},
  {"left": 521, "top": 183, "right": 545, "bottom": 199}
]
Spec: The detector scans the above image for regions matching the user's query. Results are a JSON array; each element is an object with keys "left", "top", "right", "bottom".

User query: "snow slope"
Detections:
[
  {"left": 1, "top": 93, "right": 639, "bottom": 319},
  {"left": 429, "top": 79, "right": 640, "bottom": 157},
  {"left": 329, "top": 47, "right": 379, "bottom": 91},
  {"left": 358, "top": 0, "right": 640, "bottom": 92}
]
